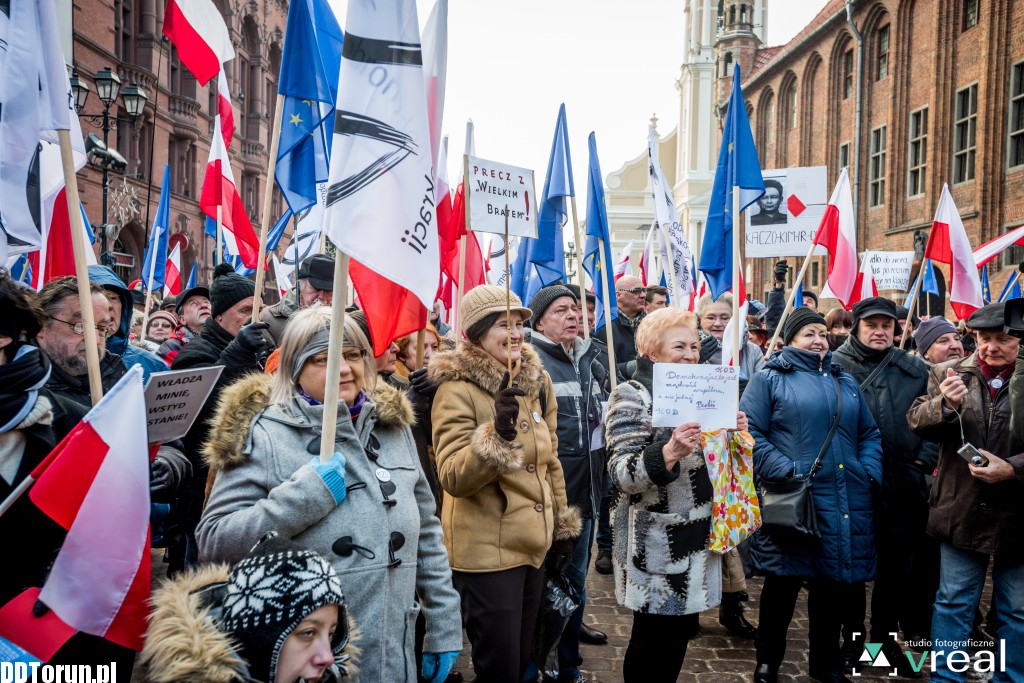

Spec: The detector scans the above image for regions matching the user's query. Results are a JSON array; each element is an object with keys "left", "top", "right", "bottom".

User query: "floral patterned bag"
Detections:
[{"left": 701, "top": 429, "right": 761, "bottom": 554}]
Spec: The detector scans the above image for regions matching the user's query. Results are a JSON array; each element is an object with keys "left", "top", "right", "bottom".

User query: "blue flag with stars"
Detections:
[
  {"left": 980, "top": 264, "right": 992, "bottom": 303},
  {"left": 582, "top": 133, "right": 618, "bottom": 331},
  {"left": 275, "top": 0, "right": 343, "bottom": 213},
  {"left": 999, "top": 273, "right": 1022, "bottom": 302},
  {"left": 699, "top": 65, "right": 764, "bottom": 300}
]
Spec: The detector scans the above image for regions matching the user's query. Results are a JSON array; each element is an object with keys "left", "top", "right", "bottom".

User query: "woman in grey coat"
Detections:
[{"left": 197, "top": 306, "right": 463, "bottom": 683}]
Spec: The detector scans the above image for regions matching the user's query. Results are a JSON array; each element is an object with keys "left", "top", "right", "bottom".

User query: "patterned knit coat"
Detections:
[{"left": 605, "top": 357, "right": 722, "bottom": 615}]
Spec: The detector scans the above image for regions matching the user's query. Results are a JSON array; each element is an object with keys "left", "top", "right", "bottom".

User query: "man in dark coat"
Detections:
[
  {"left": 528, "top": 285, "right": 610, "bottom": 677},
  {"left": 259, "top": 253, "right": 334, "bottom": 345},
  {"left": 157, "top": 284, "right": 210, "bottom": 365},
  {"left": 907, "top": 303, "right": 1024, "bottom": 683},
  {"left": 832, "top": 297, "right": 932, "bottom": 676},
  {"left": 610, "top": 274, "right": 645, "bottom": 371}
]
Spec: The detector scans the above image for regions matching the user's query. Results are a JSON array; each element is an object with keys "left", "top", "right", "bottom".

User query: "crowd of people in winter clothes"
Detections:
[{"left": 0, "top": 251, "right": 1021, "bottom": 683}]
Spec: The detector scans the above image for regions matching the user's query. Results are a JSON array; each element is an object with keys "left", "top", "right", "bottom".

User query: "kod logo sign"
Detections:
[{"left": 851, "top": 632, "right": 1007, "bottom": 677}]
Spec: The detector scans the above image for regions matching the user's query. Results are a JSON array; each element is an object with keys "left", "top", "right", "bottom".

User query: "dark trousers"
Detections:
[
  {"left": 453, "top": 565, "right": 545, "bottom": 683},
  {"left": 596, "top": 481, "right": 613, "bottom": 552},
  {"left": 622, "top": 611, "right": 700, "bottom": 682},
  {"left": 756, "top": 575, "right": 861, "bottom": 674}
]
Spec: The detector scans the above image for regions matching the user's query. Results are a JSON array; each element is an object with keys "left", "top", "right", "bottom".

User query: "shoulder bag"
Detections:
[{"left": 758, "top": 372, "right": 843, "bottom": 539}]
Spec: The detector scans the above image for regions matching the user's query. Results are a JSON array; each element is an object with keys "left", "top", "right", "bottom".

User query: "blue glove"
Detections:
[
  {"left": 421, "top": 651, "right": 459, "bottom": 683},
  {"left": 308, "top": 453, "right": 347, "bottom": 504}
]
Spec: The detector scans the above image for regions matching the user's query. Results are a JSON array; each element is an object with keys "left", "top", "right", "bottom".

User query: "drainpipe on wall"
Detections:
[{"left": 846, "top": 0, "right": 863, "bottom": 226}]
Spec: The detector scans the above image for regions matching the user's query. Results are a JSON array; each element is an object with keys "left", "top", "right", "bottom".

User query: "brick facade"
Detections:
[
  {"left": 718, "top": 0, "right": 1024, "bottom": 313},
  {"left": 71, "top": 0, "right": 288, "bottom": 295}
]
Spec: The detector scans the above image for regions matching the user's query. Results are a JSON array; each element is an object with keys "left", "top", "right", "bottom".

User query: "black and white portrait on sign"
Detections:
[{"left": 750, "top": 177, "right": 788, "bottom": 225}]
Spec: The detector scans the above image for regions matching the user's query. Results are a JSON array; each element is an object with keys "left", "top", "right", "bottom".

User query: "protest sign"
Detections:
[
  {"left": 143, "top": 366, "right": 224, "bottom": 443},
  {"left": 864, "top": 250, "right": 915, "bottom": 291},
  {"left": 464, "top": 154, "right": 537, "bottom": 238},
  {"left": 745, "top": 166, "right": 828, "bottom": 258},
  {"left": 652, "top": 363, "right": 739, "bottom": 430}
]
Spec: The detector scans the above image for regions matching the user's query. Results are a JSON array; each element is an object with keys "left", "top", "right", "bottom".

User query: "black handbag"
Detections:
[{"left": 759, "top": 373, "right": 842, "bottom": 539}]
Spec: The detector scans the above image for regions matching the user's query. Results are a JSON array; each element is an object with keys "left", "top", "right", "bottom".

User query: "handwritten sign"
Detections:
[
  {"left": 745, "top": 166, "right": 829, "bottom": 258},
  {"left": 143, "top": 366, "right": 223, "bottom": 443},
  {"left": 652, "top": 363, "right": 739, "bottom": 430},
  {"left": 864, "top": 251, "right": 915, "bottom": 291},
  {"left": 464, "top": 154, "right": 538, "bottom": 238}
]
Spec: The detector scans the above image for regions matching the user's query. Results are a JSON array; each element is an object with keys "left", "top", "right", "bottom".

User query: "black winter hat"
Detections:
[
  {"left": 914, "top": 317, "right": 958, "bottom": 356},
  {"left": 967, "top": 302, "right": 1006, "bottom": 331},
  {"left": 529, "top": 285, "right": 577, "bottom": 325},
  {"left": 221, "top": 533, "right": 350, "bottom": 683},
  {"left": 783, "top": 307, "right": 827, "bottom": 345},
  {"left": 851, "top": 296, "right": 903, "bottom": 337},
  {"left": 564, "top": 283, "right": 595, "bottom": 305},
  {"left": 210, "top": 263, "right": 255, "bottom": 318}
]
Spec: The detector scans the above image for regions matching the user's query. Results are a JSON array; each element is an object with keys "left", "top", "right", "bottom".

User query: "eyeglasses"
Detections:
[
  {"left": 617, "top": 287, "right": 644, "bottom": 295},
  {"left": 309, "top": 348, "right": 367, "bottom": 367},
  {"left": 49, "top": 316, "right": 115, "bottom": 338},
  {"left": 702, "top": 315, "right": 732, "bottom": 324}
]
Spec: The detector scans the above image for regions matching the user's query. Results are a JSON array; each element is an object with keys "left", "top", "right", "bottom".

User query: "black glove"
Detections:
[
  {"left": 235, "top": 321, "right": 274, "bottom": 354},
  {"left": 151, "top": 446, "right": 192, "bottom": 498},
  {"left": 547, "top": 538, "right": 574, "bottom": 576},
  {"left": 773, "top": 260, "right": 788, "bottom": 283},
  {"left": 409, "top": 367, "right": 438, "bottom": 399},
  {"left": 493, "top": 371, "right": 525, "bottom": 441}
]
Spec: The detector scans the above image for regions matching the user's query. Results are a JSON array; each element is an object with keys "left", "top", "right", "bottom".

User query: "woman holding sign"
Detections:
[
  {"left": 604, "top": 307, "right": 749, "bottom": 682},
  {"left": 739, "top": 308, "right": 882, "bottom": 683}
]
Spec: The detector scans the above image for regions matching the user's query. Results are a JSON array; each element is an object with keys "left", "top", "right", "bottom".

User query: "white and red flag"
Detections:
[
  {"left": 162, "top": 0, "right": 235, "bottom": 86},
  {"left": 850, "top": 253, "right": 879, "bottom": 306},
  {"left": 164, "top": 243, "right": 182, "bottom": 298},
  {"left": 0, "top": 366, "right": 150, "bottom": 658},
  {"left": 272, "top": 254, "right": 292, "bottom": 298},
  {"left": 200, "top": 66, "right": 260, "bottom": 268},
  {"left": 813, "top": 168, "right": 858, "bottom": 309},
  {"left": 973, "top": 224, "right": 1024, "bottom": 269},
  {"left": 613, "top": 240, "right": 634, "bottom": 281},
  {"left": 926, "top": 184, "right": 984, "bottom": 320},
  {"left": 721, "top": 267, "right": 748, "bottom": 367},
  {"left": 638, "top": 224, "right": 656, "bottom": 286}
]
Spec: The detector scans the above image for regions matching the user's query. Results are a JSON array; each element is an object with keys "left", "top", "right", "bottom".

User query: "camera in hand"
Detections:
[{"left": 958, "top": 442, "right": 988, "bottom": 468}]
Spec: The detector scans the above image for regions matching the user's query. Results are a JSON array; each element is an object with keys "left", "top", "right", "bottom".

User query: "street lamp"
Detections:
[
  {"left": 565, "top": 241, "right": 578, "bottom": 284},
  {"left": 73, "top": 66, "right": 148, "bottom": 266}
]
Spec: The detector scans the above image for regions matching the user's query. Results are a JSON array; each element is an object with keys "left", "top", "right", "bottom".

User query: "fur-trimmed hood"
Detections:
[
  {"left": 203, "top": 372, "right": 415, "bottom": 471},
  {"left": 139, "top": 564, "right": 359, "bottom": 683},
  {"left": 428, "top": 341, "right": 545, "bottom": 398}
]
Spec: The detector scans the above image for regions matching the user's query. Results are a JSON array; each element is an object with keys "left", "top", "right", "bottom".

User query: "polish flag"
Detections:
[
  {"left": 639, "top": 224, "right": 656, "bottom": 286},
  {"left": 272, "top": 253, "right": 291, "bottom": 298},
  {"left": 813, "top": 168, "right": 858, "bottom": 309},
  {"left": 28, "top": 188, "right": 97, "bottom": 287},
  {"left": 721, "top": 268, "right": 748, "bottom": 367},
  {"left": 200, "top": 67, "right": 260, "bottom": 268},
  {"left": 162, "top": 0, "right": 235, "bottom": 86},
  {"left": 973, "top": 224, "right": 1024, "bottom": 269},
  {"left": 164, "top": 243, "right": 182, "bottom": 298},
  {"left": 0, "top": 366, "right": 150, "bottom": 656},
  {"left": 613, "top": 240, "right": 634, "bottom": 281},
  {"left": 439, "top": 123, "right": 486, "bottom": 304},
  {"left": 850, "top": 253, "right": 879, "bottom": 305},
  {"left": 926, "top": 184, "right": 984, "bottom": 320},
  {"left": 215, "top": 66, "right": 234, "bottom": 149}
]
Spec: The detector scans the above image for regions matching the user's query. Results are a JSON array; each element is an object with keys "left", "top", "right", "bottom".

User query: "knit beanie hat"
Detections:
[
  {"left": 460, "top": 284, "right": 532, "bottom": 334},
  {"left": 783, "top": 307, "right": 827, "bottom": 345},
  {"left": 914, "top": 317, "right": 957, "bottom": 356},
  {"left": 221, "top": 533, "right": 350, "bottom": 683},
  {"left": 529, "top": 285, "right": 577, "bottom": 326},
  {"left": 210, "top": 263, "right": 255, "bottom": 318},
  {"left": 146, "top": 311, "right": 178, "bottom": 334}
]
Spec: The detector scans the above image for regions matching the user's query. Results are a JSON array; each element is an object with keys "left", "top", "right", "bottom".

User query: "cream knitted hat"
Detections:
[{"left": 460, "top": 284, "right": 532, "bottom": 334}]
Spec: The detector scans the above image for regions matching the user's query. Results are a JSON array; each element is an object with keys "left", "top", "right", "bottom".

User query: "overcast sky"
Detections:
[{"left": 329, "top": 0, "right": 830, "bottom": 194}]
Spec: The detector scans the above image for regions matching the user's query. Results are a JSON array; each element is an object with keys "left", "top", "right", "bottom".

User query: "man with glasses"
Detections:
[
  {"left": 611, "top": 275, "right": 646, "bottom": 371},
  {"left": 89, "top": 265, "right": 169, "bottom": 381},
  {"left": 261, "top": 254, "right": 334, "bottom": 345}
]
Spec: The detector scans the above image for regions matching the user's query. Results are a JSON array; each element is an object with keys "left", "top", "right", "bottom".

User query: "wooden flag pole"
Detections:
[
  {"left": 504, "top": 212, "right": 514, "bottom": 376},
  {"left": 251, "top": 93, "right": 286, "bottom": 324},
  {"left": 659, "top": 227, "right": 680, "bottom": 308},
  {"left": 765, "top": 242, "right": 818, "bottom": 356},
  {"left": 900, "top": 264, "right": 926, "bottom": 350},
  {"left": 455, "top": 235, "right": 467, "bottom": 343},
  {"left": 58, "top": 129, "right": 103, "bottom": 405},
  {"left": 598, "top": 236, "right": 618, "bottom": 391},
  {"left": 291, "top": 214, "right": 300, "bottom": 305},
  {"left": 731, "top": 187, "right": 742, "bottom": 366},
  {"left": 415, "top": 329, "right": 426, "bottom": 369},
  {"left": 215, "top": 205, "right": 223, "bottom": 267},
  {"left": 319, "top": 251, "right": 351, "bottom": 463},
  {"left": 569, "top": 194, "right": 588, "bottom": 339}
]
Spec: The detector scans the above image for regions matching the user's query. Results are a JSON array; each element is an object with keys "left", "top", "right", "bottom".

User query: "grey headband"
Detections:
[{"left": 291, "top": 329, "right": 332, "bottom": 380}]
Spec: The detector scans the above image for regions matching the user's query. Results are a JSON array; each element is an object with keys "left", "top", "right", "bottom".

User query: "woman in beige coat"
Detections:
[{"left": 429, "top": 285, "right": 581, "bottom": 683}]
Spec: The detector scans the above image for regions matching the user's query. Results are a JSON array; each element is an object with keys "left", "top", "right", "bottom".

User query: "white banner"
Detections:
[
  {"left": 744, "top": 166, "right": 829, "bottom": 258},
  {"left": 864, "top": 250, "right": 915, "bottom": 291},
  {"left": 464, "top": 154, "right": 537, "bottom": 238},
  {"left": 648, "top": 127, "right": 693, "bottom": 303}
]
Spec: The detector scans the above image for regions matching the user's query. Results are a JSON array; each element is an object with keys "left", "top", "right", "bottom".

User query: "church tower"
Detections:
[{"left": 713, "top": 0, "right": 766, "bottom": 110}]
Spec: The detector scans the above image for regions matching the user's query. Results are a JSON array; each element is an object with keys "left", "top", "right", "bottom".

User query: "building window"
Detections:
[
  {"left": 1010, "top": 62, "right": 1024, "bottom": 168},
  {"left": 963, "top": 0, "right": 979, "bottom": 31},
  {"left": 954, "top": 84, "right": 977, "bottom": 183},
  {"left": 908, "top": 108, "right": 928, "bottom": 196},
  {"left": 811, "top": 261, "right": 820, "bottom": 287},
  {"left": 767, "top": 100, "right": 775, "bottom": 144},
  {"left": 723, "top": 52, "right": 733, "bottom": 78},
  {"left": 839, "top": 142, "right": 850, "bottom": 169},
  {"left": 869, "top": 125, "right": 886, "bottom": 207},
  {"left": 114, "top": 0, "right": 134, "bottom": 64},
  {"left": 876, "top": 25, "right": 890, "bottom": 80},
  {"left": 786, "top": 86, "right": 797, "bottom": 129},
  {"left": 1001, "top": 243, "right": 1024, "bottom": 268},
  {"left": 843, "top": 49, "right": 854, "bottom": 99}
]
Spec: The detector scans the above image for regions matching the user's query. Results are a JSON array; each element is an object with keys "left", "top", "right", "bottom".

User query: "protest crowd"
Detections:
[{"left": 2, "top": 1, "right": 1024, "bottom": 683}]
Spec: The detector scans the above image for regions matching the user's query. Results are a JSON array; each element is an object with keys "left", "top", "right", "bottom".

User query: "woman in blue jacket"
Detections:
[{"left": 739, "top": 308, "right": 883, "bottom": 683}]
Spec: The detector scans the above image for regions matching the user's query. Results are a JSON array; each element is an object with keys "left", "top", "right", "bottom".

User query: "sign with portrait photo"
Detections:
[{"left": 745, "top": 166, "right": 829, "bottom": 258}]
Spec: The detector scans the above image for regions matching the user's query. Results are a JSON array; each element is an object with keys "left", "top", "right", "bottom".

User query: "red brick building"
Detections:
[
  {"left": 717, "top": 0, "right": 1024, "bottom": 313},
  {"left": 70, "top": 0, "right": 289, "bottom": 294}
]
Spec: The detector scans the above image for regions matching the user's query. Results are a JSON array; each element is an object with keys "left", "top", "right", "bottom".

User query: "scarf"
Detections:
[
  {"left": 0, "top": 346, "right": 52, "bottom": 435},
  {"left": 298, "top": 388, "right": 366, "bottom": 422},
  {"left": 978, "top": 357, "right": 1012, "bottom": 400}
]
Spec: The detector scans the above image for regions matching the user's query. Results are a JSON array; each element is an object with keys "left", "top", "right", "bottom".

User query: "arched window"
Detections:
[
  {"left": 723, "top": 52, "right": 734, "bottom": 78},
  {"left": 785, "top": 84, "right": 797, "bottom": 129}
]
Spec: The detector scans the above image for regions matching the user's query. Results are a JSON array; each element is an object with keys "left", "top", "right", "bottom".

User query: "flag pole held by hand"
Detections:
[
  {"left": 504, "top": 209, "right": 513, "bottom": 377},
  {"left": 252, "top": 93, "right": 286, "bottom": 324},
  {"left": 415, "top": 328, "right": 426, "bottom": 369},
  {"left": 732, "top": 185, "right": 742, "bottom": 369},
  {"left": 900, "top": 264, "right": 925, "bottom": 350},
  {"left": 765, "top": 242, "right": 818, "bottom": 357},
  {"left": 319, "top": 250, "right": 350, "bottom": 463}
]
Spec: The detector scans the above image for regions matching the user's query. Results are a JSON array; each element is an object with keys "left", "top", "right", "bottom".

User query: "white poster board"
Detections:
[
  {"left": 464, "top": 154, "right": 538, "bottom": 238},
  {"left": 745, "top": 166, "right": 829, "bottom": 258},
  {"left": 652, "top": 363, "right": 739, "bottom": 430},
  {"left": 144, "top": 367, "right": 224, "bottom": 443},
  {"left": 864, "top": 251, "right": 915, "bottom": 291}
]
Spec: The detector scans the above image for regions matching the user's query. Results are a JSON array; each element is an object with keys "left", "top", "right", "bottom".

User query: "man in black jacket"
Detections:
[
  {"left": 833, "top": 297, "right": 931, "bottom": 677},
  {"left": 529, "top": 285, "right": 610, "bottom": 681},
  {"left": 610, "top": 274, "right": 645, "bottom": 369}
]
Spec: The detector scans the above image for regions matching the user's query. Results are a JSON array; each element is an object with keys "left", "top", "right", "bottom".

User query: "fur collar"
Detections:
[
  {"left": 428, "top": 342, "right": 545, "bottom": 397},
  {"left": 203, "top": 373, "right": 414, "bottom": 471}
]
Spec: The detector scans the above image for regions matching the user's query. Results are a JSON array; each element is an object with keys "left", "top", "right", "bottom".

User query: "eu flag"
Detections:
[
  {"left": 980, "top": 264, "right": 992, "bottom": 303},
  {"left": 185, "top": 262, "right": 197, "bottom": 290},
  {"left": 511, "top": 104, "right": 574, "bottom": 305},
  {"left": 999, "top": 273, "right": 1022, "bottom": 302},
  {"left": 275, "top": 0, "right": 343, "bottom": 213},
  {"left": 699, "top": 65, "right": 764, "bottom": 300},
  {"left": 141, "top": 165, "right": 171, "bottom": 293},
  {"left": 582, "top": 133, "right": 617, "bottom": 331}
]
